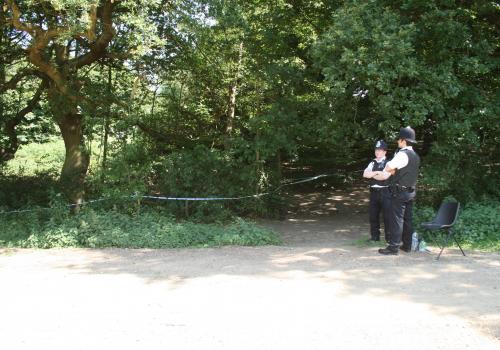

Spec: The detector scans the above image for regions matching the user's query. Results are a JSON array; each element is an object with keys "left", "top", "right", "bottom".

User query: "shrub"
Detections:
[
  {"left": 454, "top": 201, "right": 500, "bottom": 247},
  {"left": 0, "top": 206, "right": 281, "bottom": 249},
  {"left": 414, "top": 199, "right": 500, "bottom": 250},
  {"left": 94, "top": 143, "right": 285, "bottom": 220}
]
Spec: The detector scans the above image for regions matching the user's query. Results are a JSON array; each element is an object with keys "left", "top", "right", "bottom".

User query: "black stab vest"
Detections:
[
  {"left": 391, "top": 149, "right": 420, "bottom": 188},
  {"left": 370, "top": 158, "right": 388, "bottom": 187}
]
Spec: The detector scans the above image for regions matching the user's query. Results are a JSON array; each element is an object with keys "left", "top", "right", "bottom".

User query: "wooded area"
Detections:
[{"left": 0, "top": 1, "right": 498, "bottom": 248}]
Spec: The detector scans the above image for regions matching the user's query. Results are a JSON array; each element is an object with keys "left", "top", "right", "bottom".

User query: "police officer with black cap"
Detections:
[
  {"left": 363, "top": 140, "right": 390, "bottom": 242},
  {"left": 378, "top": 126, "right": 420, "bottom": 255}
]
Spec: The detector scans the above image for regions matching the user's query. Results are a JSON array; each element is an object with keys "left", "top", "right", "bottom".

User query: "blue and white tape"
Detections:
[{"left": 0, "top": 174, "right": 332, "bottom": 214}]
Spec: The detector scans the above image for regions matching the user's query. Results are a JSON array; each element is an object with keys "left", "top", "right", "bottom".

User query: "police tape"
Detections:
[
  {"left": 140, "top": 174, "right": 329, "bottom": 201},
  {"left": 0, "top": 174, "right": 333, "bottom": 215}
]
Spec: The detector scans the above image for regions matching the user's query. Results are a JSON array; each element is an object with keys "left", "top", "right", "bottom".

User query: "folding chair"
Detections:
[{"left": 421, "top": 201, "right": 465, "bottom": 260}]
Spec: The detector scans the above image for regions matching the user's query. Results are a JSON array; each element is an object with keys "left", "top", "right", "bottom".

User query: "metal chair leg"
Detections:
[
  {"left": 452, "top": 234, "right": 466, "bottom": 256},
  {"left": 436, "top": 229, "right": 451, "bottom": 260},
  {"left": 436, "top": 246, "right": 445, "bottom": 260}
]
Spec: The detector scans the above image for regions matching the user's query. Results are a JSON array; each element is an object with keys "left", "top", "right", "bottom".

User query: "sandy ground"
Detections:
[{"left": 1, "top": 186, "right": 499, "bottom": 349}]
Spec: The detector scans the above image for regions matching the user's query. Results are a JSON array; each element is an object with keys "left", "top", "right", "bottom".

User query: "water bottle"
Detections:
[
  {"left": 411, "top": 232, "right": 418, "bottom": 251},
  {"left": 419, "top": 240, "right": 428, "bottom": 252}
]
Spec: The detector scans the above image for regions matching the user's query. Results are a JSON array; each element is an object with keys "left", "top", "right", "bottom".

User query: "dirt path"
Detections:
[{"left": 1, "top": 186, "right": 499, "bottom": 349}]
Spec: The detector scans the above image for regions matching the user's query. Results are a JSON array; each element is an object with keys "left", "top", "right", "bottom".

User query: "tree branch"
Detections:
[
  {"left": 71, "top": 0, "right": 120, "bottom": 68},
  {"left": 6, "top": 0, "right": 69, "bottom": 93},
  {"left": 6, "top": 0, "right": 40, "bottom": 36},
  {"left": 27, "top": 28, "right": 67, "bottom": 91},
  {"left": 85, "top": 4, "right": 98, "bottom": 42},
  {"left": 55, "top": 43, "right": 68, "bottom": 66},
  {"left": 135, "top": 121, "right": 204, "bottom": 148},
  {"left": 0, "top": 80, "right": 47, "bottom": 162},
  {"left": 0, "top": 68, "right": 37, "bottom": 93},
  {"left": 12, "top": 79, "right": 47, "bottom": 124}
]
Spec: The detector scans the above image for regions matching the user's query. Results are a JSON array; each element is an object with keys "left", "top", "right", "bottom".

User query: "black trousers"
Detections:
[
  {"left": 385, "top": 190, "right": 416, "bottom": 250},
  {"left": 369, "top": 188, "right": 390, "bottom": 241}
]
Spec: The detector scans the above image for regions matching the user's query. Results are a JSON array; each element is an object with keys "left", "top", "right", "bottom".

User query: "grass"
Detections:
[
  {"left": 4, "top": 138, "right": 65, "bottom": 176},
  {"left": 4, "top": 137, "right": 105, "bottom": 177}
]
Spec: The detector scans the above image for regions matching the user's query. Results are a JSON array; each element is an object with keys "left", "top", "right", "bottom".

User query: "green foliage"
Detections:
[
  {"left": 0, "top": 175, "right": 60, "bottom": 209},
  {"left": 312, "top": 0, "right": 499, "bottom": 203},
  {"left": 453, "top": 200, "right": 500, "bottom": 249},
  {"left": 2, "top": 0, "right": 498, "bottom": 236},
  {"left": 413, "top": 205, "right": 436, "bottom": 229},
  {"left": 3, "top": 138, "right": 65, "bottom": 177},
  {"left": 313, "top": 2, "right": 418, "bottom": 138},
  {"left": 0, "top": 207, "right": 281, "bottom": 249},
  {"left": 414, "top": 200, "right": 500, "bottom": 251},
  {"left": 93, "top": 141, "right": 153, "bottom": 196},
  {"left": 95, "top": 142, "right": 284, "bottom": 220}
]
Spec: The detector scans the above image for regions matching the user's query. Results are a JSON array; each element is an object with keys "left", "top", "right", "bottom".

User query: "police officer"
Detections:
[
  {"left": 378, "top": 127, "right": 420, "bottom": 255},
  {"left": 363, "top": 140, "right": 390, "bottom": 242}
]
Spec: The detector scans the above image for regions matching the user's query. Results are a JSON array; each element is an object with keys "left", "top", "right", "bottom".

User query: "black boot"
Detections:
[
  {"left": 399, "top": 245, "right": 411, "bottom": 253},
  {"left": 378, "top": 247, "right": 398, "bottom": 255}
]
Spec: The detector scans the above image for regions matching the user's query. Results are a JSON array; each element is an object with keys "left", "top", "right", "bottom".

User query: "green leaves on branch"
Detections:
[{"left": 313, "top": 0, "right": 499, "bottom": 201}]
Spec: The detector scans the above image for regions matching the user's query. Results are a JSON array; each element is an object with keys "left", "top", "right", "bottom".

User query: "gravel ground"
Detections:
[{"left": 0, "top": 187, "right": 498, "bottom": 349}]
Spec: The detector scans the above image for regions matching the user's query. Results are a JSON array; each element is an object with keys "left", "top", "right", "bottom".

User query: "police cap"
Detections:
[
  {"left": 374, "top": 140, "right": 388, "bottom": 150},
  {"left": 398, "top": 126, "right": 417, "bottom": 143}
]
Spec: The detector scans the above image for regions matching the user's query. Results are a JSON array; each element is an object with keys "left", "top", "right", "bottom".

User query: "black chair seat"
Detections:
[
  {"left": 420, "top": 201, "right": 465, "bottom": 260},
  {"left": 421, "top": 223, "right": 452, "bottom": 230}
]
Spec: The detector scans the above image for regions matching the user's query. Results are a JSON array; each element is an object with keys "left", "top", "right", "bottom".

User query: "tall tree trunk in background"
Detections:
[
  {"left": 0, "top": 11, "right": 6, "bottom": 161},
  {"left": 0, "top": 23, "right": 4, "bottom": 144},
  {"left": 102, "top": 65, "right": 112, "bottom": 176},
  {"left": 274, "top": 150, "right": 282, "bottom": 180},
  {"left": 226, "top": 41, "right": 244, "bottom": 136}
]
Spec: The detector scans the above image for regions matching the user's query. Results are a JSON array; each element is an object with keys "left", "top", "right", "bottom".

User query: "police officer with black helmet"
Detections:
[
  {"left": 363, "top": 140, "right": 390, "bottom": 242},
  {"left": 378, "top": 127, "right": 421, "bottom": 255}
]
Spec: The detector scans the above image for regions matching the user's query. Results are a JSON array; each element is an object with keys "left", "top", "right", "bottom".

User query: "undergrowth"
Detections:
[{"left": 0, "top": 207, "right": 281, "bottom": 249}]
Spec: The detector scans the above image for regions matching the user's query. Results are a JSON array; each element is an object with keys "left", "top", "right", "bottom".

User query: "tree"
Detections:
[
  {"left": 3, "top": 0, "right": 160, "bottom": 206},
  {"left": 313, "top": 0, "right": 499, "bottom": 201},
  {"left": 0, "top": 5, "right": 47, "bottom": 163}
]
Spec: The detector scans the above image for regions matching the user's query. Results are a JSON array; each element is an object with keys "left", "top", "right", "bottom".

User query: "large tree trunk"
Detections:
[
  {"left": 45, "top": 70, "right": 89, "bottom": 208},
  {"left": 56, "top": 107, "right": 89, "bottom": 209}
]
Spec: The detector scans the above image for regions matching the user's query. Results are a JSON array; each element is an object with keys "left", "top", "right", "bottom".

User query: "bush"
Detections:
[
  {"left": 94, "top": 143, "right": 285, "bottom": 220},
  {"left": 454, "top": 201, "right": 500, "bottom": 247},
  {"left": 0, "top": 174, "right": 60, "bottom": 209},
  {"left": 153, "top": 145, "right": 279, "bottom": 219},
  {"left": 3, "top": 138, "right": 64, "bottom": 177},
  {"left": 414, "top": 199, "right": 500, "bottom": 251},
  {"left": 0, "top": 206, "right": 281, "bottom": 249}
]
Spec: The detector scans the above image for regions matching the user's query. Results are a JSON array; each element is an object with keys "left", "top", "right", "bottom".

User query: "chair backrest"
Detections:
[{"left": 433, "top": 202, "right": 460, "bottom": 227}]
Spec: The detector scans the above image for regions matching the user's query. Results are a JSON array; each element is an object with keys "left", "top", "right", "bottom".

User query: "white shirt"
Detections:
[{"left": 387, "top": 146, "right": 413, "bottom": 170}]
